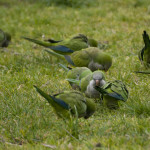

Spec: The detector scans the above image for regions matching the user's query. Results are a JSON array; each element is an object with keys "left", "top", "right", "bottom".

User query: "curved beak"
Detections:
[{"left": 95, "top": 79, "right": 100, "bottom": 86}]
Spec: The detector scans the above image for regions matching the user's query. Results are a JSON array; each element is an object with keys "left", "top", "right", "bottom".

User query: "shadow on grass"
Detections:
[{"left": 6, "top": 0, "right": 99, "bottom": 8}]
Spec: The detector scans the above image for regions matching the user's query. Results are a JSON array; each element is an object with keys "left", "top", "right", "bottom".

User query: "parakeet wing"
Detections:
[
  {"left": 48, "top": 45, "right": 74, "bottom": 53},
  {"left": 95, "top": 80, "right": 128, "bottom": 101},
  {"left": 105, "top": 81, "right": 128, "bottom": 101}
]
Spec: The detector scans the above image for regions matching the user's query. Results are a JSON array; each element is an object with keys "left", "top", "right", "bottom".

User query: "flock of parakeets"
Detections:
[{"left": 1, "top": 29, "right": 150, "bottom": 120}]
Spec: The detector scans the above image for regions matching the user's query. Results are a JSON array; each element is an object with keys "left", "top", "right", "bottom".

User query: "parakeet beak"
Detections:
[{"left": 95, "top": 79, "right": 100, "bottom": 86}]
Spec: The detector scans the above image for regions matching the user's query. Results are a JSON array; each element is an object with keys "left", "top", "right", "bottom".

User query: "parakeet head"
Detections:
[{"left": 92, "top": 71, "right": 106, "bottom": 87}]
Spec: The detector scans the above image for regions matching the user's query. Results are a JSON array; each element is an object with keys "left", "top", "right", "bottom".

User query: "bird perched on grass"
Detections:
[
  {"left": 34, "top": 86, "right": 96, "bottom": 119},
  {"left": 0, "top": 29, "right": 11, "bottom": 47},
  {"left": 23, "top": 34, "right": 89, "bottom": 54},
  {"left": 23, "top": 33, "right": 104, "bottom": 54},
  {"left": 60, "top": 65, "right": 106, "bottom": 99},
  {"left": 138, "top": 31, "right": 150, "bottom": 68},
  {"left": 46, "top": 47, "right": 112, "bottom": 71},
  {"left": 95, "top": 80, "right": 128, "bottom": 109}
]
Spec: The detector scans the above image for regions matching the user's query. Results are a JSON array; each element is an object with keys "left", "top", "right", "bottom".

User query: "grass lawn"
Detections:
[{"left": 0, "top": 0, "right": 150, "bottom": 149}]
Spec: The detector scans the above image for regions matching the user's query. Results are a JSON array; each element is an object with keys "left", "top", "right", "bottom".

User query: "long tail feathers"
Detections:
[
  {"left": 44, "top": 49, "right": 75, "bottom": 66},
  {"left": 34, "top": 85, "right": 53, "bottom": 104},
  {"left": 59, "top": 63, "right": 72, "bottom": 71},
  {"left": 34, "top": 85, "right": 70, "bottom": 110},
  {"left": 44, "top": 49, "right": 64, "bottom": 59},
  {"left": 22, "top": 36, "right": 52, "bottom": 47}
]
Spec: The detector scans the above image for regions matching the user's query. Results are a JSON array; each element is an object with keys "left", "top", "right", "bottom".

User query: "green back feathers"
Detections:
[
  {"left": 90, "top": 48, "right": 112, "bottom": 70},
  {"left": 67, "top": 67, "right": 92, "bottom": 89},
  {"left": 71, "top": 47, "right": 112, "bottom": 71},
  {"left": 56, "top": 91, "right": 87, "bottom": 118},
  {"left": 67, "top": 67, "right": 91, "bottom": 80},
  {"left": 71, "top": 48, "right": 91, "bottom": 67}
]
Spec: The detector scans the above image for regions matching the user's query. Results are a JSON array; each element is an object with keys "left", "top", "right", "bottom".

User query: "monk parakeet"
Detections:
[
  {"left": 23, "top": 34, "right": 89, "bottom": 54},
  {"left": 59, "top": 64, "right": 106, "bottom": 99},
  {"left": 95, "top": 80, "right": 128, "bottom": 109},
  {"left": 138, "top": 31, "right": 150, "bottom": 68},
  {"left": 34, "top": 86, "right": 96, "bottom": 119},
  {"left": 0, "top": 29, "right": 11, "bottom": 47},
  {"left": 46, "top": 47, "right": 112, "bottom": 71}
]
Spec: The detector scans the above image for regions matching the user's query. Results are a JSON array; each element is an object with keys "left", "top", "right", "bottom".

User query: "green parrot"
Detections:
[
  {"left": 46, "top": 47, "right": 112, "bottom": 71},
  {"left": 59, "top": 64, "right": 106, "bottom": 99},
  {"left": 34, "top": 86, "right": 96, "bottom": 119},
  {"left": 23, "top": 34, "right": 89, "bottom": 55},
  {"left": 0, "top": 29, "right": 11, "bottom": 47},
  {"left": 138, "top": 31, "right": 150, "bottom": 68},
  {"left": 95, "top": 80, "right": 128, "bottom": 109}
]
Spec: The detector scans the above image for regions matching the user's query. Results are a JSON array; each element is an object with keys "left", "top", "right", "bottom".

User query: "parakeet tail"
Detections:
[
  {"left": 22, "top": 36, "right": 52, "bottom": 47},
  {"left": 59, "top": 63, "right": 72, "bottom": 71},
  {"left": 34, "top": 85, "right": 54, "bottom": 104},
  {"left": 44, "top": 49, "right": 64, "bottom": 59},
  {"left": 34, "top": 85, "right": 70, "bottom": 110}
]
